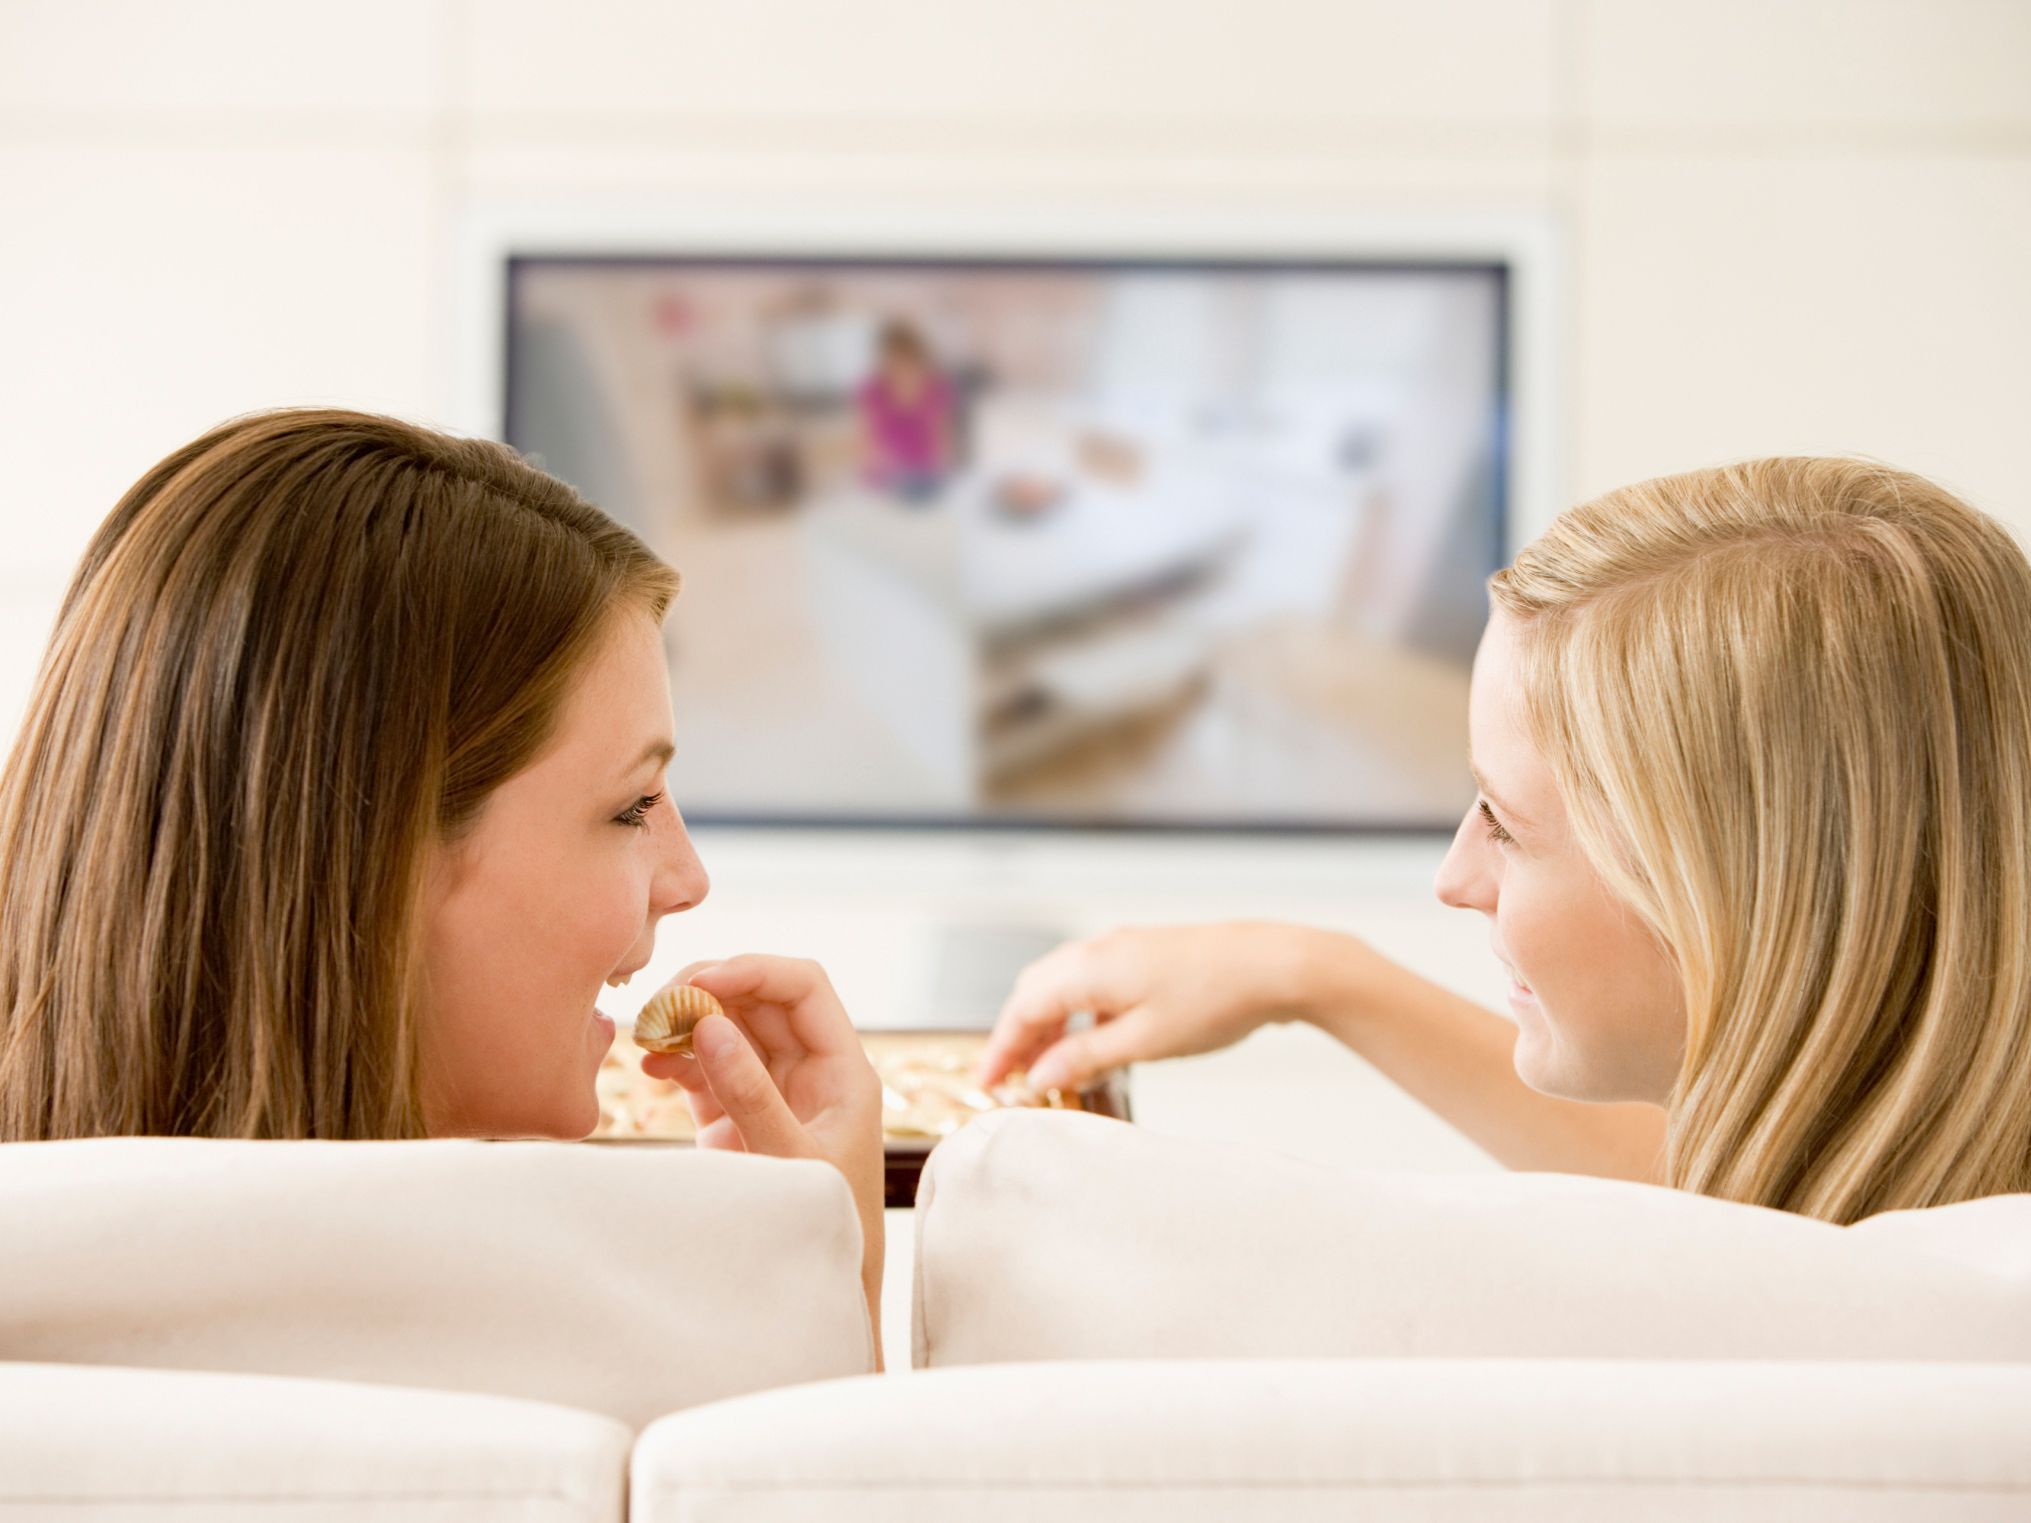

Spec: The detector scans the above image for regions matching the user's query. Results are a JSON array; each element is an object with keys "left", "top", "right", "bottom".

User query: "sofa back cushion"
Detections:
[
  {"left": 0, "top": 1137, "right": 872, "bottom": 1428},
  {"left": 912, "top": 1109, "right": 2031, "bottom": 1368}
]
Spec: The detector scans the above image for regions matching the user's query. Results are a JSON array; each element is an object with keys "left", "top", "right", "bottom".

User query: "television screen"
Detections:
[{"left": 505, "top": 255, "right": 1508, "bottom": 831}]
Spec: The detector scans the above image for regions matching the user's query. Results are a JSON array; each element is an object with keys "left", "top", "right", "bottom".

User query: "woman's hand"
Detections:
[
  {"left": 639, "top": 955, "right": 885, "bottom": 1366},
  {"left": 974, "top": 921, "right": 1364, "bottom": 1092}
]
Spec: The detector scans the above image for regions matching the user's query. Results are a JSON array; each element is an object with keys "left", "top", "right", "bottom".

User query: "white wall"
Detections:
[
  {"left": 1, "top": 2, "right": 2027, "bottom": 1186},
  {"left": 5, "top": 0, "right": 2028, "bottom": 740}
]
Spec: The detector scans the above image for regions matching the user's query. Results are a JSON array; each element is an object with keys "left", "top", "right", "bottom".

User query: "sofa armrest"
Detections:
[{"left": 629, "top": 1358, "right": 2031, "bottom": 1522}]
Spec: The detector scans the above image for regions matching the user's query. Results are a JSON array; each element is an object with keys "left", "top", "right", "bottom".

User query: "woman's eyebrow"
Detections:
[
  {"left": 625, "top": 739, "right": 675, "bottom": 777},
  {"left": 1469, "top": 764, "right": 1531, "bottom": 828}
]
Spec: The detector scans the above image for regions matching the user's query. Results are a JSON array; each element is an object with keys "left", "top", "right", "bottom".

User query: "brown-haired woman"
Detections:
[{"left": 0, "top": 408, "right": 885, "bottom": 1345}]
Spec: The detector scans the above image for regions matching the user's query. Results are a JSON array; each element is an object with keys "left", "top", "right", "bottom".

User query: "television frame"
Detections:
[{"left": 452, "top": 196, "right": 1563, "bottom": 855}]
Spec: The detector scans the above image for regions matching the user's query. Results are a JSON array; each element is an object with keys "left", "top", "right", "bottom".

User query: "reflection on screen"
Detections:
[{"left": 506, "top": 257, "right": 1507, "bottom": 831}]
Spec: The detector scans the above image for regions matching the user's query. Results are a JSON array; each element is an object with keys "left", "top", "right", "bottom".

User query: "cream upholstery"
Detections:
[
  {"left": 8, "top": 1117, "right": 2028, "bottom": 1519},
  {"left": 0, "top": 1361, "right": 631, "bottom": 1522},
  {"left": 912, "top": 1109, "right": 2031, "bottom": 1368},
  {"left": 629, "top": 1358, "right": 2031, "bottom": 1522},
  {"left": 0, "top": 1137, "right": 873, "bottom": 1429}
]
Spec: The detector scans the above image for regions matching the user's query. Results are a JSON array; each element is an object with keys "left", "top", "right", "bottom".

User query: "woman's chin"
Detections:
[
  {"left": 1510, "top": 1021, "right": 1564, "bottom": 1098},
  {"left": 510, "top": 1092, "right": 605, "bottom": 1141},
  {"left": 565, "top": 1087, "right": 604, "bottom": 1140}
]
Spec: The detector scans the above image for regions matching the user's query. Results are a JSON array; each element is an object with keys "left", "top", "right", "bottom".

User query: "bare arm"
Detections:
[
  {"left": 981, "top": 921, "right": 1668, "bottom": 1187},
  {"left": 1293, "top": 929, "right": 1668, "bottom": 1184}
]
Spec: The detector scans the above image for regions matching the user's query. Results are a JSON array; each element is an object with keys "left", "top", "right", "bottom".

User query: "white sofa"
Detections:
[
  {"left": 0, "top": 1136, "right": 874, "bottom": 1428},
  {"left": 3, "top": 1113, "right": 2028, "bottom": 1520},
  {"left": 0, "top": 1361, "right": 632, "bottom": 1522},
  {"left": 633, "top": 1358, "right": 2031, "bottom": 1522}
]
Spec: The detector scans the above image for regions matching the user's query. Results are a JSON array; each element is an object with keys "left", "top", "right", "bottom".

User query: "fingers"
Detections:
[
  {"left": 637, "top": 959, "right": 728, "bottom": 1086},
  {"left": 975, "top": 941, "right": 1104, "bottom": 1086},
  {"left": 694, "top": 1113, "right": 744, "bottom": 1152},
  {"left": 637, "top": 957, "right": 799, "bottom": 1078},
  {"left": 685, "top": 954, "right": 861, "bottom": 1059},
  {"left": 640, "top": 1049, "right": 705, "bottom": 1088},
  {"left": 684, "top": 952, "right": 828, "bottom": 1006},
  {"left": 691, "top": 1012, "right": 812, "bottom": 1159},
  {"left": 974, "top": 1016, "right": 1062, "bottom": 1090},
  {"left": 1024, "top": 1009, "right": 1148, "bottom": 1093},
  {"left": 635, "top": 1043, "right": 725, "bottom": 1129},
  {"left": 640, "top": 997, "right": 748, "bottom": 1096}
]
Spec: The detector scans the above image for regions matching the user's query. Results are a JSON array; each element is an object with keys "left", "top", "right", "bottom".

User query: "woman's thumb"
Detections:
[{"left": 693, "top": 1014, "right": 807, "bottom": 1158}]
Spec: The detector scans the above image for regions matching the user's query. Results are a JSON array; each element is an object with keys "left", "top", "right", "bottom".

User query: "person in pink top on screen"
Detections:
[{"left": 857, "top": 319, "right": 955, "bottom": 504}]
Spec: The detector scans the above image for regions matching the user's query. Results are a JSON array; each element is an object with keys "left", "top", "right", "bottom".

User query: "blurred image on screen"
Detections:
[{"left": 505, "top": 256, "right": 1508, "bottom": 831}]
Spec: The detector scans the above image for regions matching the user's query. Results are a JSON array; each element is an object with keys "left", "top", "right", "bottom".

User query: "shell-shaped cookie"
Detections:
[{"left": 633, "top": 983, "right": 723, "bottom": 1056}]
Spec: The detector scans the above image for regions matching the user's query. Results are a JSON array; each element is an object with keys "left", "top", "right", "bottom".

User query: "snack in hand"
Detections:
[{"left": 632, "top": 983, "right": 724, "bottom": 1058}]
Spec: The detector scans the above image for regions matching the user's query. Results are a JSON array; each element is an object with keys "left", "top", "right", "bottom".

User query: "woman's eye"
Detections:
[
  {"left": 615, "top": 791, "right": 663, "bottom": 830},
  {"left": 1477, "top": 799, "right": 1515, "bottom": 846}
]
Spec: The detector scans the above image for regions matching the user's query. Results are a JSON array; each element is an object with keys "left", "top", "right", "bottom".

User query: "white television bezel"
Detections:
[{"left": 449, "top": 196, "right": 1564, "bottom": 896}]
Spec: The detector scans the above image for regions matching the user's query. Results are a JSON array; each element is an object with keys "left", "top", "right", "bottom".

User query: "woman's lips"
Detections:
[{"left": 1496, "top": 952, "right": 1533, "bottom": 996}]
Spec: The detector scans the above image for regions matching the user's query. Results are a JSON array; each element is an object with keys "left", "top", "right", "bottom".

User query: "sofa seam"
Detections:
[
  {"left": 910, "top": 1112, "right": 990, "bottom": 1372},
  {"left": 849, "top": 1166, "right": 878, "bottom": 1373},
  {"left": 0, "top": 1489, "right": 592, "bottom": 1505},
  {"left": 918, "top": 1110, "right": 1031, "bottom": 1371},
  {"left": 647, "top": 1476, "right": 2031, "bottom": 1494}
]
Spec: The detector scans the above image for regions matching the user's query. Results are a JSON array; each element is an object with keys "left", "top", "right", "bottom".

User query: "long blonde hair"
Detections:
[
  {"left": 1492, "top": 457, "right": 2031, "bottom": 1223},
  {"left": 0, "top": 409, "right": 678, "bottom": 1140}
]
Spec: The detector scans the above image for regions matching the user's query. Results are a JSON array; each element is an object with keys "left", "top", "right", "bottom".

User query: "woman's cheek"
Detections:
[{"left": 581, "top": 857, "right": 651, "bottom": 971}]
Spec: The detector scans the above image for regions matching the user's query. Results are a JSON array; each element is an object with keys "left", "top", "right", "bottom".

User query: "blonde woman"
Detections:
[
  {"left": 978, "top": 457, "right": 2031, "bottom": 1224},
  {"left": 0, "top": 409, "right": 887, "bottom": 1348}
]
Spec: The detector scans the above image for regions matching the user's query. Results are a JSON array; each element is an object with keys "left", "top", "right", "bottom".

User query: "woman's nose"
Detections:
[
  {"left": 1433, "top": 809, "right": 1495, "bottom": 915},
  {"left": 652, "top": 804, "right": 710, "bottom": 917}
]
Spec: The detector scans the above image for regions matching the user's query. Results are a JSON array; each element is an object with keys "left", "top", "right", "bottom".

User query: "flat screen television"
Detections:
[{"left": 502, "top": 252, "right": 1511, "bottom": 833}]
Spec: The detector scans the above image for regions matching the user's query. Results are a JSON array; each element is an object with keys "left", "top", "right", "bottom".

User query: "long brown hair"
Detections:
[
  {"left": 0, "top": 409, "right": 678, "bottom": 1139},
  {"left": 1493, "top": 457, "right": 2031, "bottom": 1222}
]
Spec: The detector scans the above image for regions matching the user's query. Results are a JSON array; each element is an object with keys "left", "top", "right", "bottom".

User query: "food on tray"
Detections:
[
  {"left": 872, "top": 1034, "right": 1079, "bottom": 1140},
  {"left": 595, "top": 1035, "right": 698, "bottom": 1140},
  {"left": 632, "top": 983, "right": 722, "bottom": 1057},
  {"left": 592, "top": 1028, "right": 1084, "bottom": 1144}
]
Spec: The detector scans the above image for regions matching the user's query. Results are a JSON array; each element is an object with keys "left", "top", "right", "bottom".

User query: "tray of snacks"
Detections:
[{"left": 591, "top": 1015, "right": 1131, "bottom": 1207}]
